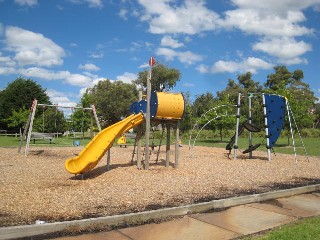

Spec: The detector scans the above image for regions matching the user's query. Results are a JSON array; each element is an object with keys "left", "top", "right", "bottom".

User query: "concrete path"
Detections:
[{"left": 54, "top": 192, "right": 320, "bottom": 240}]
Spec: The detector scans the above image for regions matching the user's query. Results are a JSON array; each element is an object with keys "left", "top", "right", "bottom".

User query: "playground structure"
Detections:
[
  {"left": 65, "top": 91, "right": 185, "bottom": 174},
  {"left": 18, "top": 99, "right": 101, "bottom": 156},
  {"left": 189, "top": 93, "right": 307, "bottom": 162}
]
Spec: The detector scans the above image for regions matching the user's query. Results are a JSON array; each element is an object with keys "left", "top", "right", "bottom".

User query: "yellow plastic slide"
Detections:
[{"left": 65, "top": 112, "right": 144, "bottom": 174}]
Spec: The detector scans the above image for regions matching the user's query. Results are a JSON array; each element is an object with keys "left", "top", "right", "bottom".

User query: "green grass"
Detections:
[
  {"left": 186, "top": 137, "right": 320, "bottom": 157},
  {"left": 242, "top": 216, "right": 320, "bottom": 240},
  {"left": 1, "top": 134, "right": 319, "bottom": 157},
  {"left": 0, "top": 135, "right": 92, "bottom": 147}
]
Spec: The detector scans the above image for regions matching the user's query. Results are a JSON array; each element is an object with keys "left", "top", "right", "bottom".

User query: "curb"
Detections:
[{"left": 1, "top": 184, "right": 319, "bottom": 240}]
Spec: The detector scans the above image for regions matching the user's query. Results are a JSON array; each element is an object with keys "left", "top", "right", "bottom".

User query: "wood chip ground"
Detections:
[{"left": 1, "top": 145, "right": 319, "bottom": 227}]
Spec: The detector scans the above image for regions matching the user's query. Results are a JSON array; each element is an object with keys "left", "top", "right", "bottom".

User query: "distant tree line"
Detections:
[{"left": 0, "top": 64, "right": 319, "bottom": 136}]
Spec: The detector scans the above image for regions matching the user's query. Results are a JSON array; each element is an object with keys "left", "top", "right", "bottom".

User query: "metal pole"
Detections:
[
  {"left": 285, "top": 99, "right": 297, "bottom": 163},
  {"left": 234, "top": 93, "right": 241, "bottom": 160},
  {"left": 262, "top": 94, "right": 271, "bottom": 161},
  {"left": 106, "top": 149, "right": 111, "bottom": 171},
  {"left": 248, "top": 94, "right": 253, "bottom": 159},
  {"left": 175, "top": 121, "right": 180, "bottom": 168},
  {"left": 38, "top": 103, "right": 92, "bottom": 110},
  {"left": 137, "top": 90, "right": 143, "bottom": 169},
  {"left": 166, "top": 124, "right": 171, "bottom": 167}
]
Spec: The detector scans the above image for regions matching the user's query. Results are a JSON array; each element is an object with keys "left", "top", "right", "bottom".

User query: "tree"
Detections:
[
  {"left": 179, "top": 91, "right": 193, "bottom": 132},
  {"left": 217, "top": 73, "right": 264, "bottom": 128},
  {"left": 86, "top": 79, "right": 138, "bottom": 126},
  {"left": 134, "top": 62, "right": 180, "bottom": 92},
  {"left": 7, "top": 107, "right": 30, "bottom": 130},
  {"left": 207, "top": 95, "right": 238, "bottom": 142},
  {"left": 263, "top": 66, "right": 316, "bottom": 128},
  {"left": 192, "top": 92, "right": 217, "bottom": 118},
  {"left": 265, "top": 66, "right": 292, "bottom": 91},
  {"left": 238, "top": 72, "right": 263, "bottom": 93},
  {"left": 0, "top": 77, "right": 50, "bottom": 131},
  {"left": 314, "top": 103, "right": 320, "bottom": 128},
  {"left": 33, "top": 107, "right": 67, "bottom": 133},
  {"left": 216, "top": 79, "right": 242, "bottom": 104}
]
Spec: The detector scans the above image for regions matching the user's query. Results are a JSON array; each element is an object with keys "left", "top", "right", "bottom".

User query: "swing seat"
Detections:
[
  {"left": 225, "top": 124, "right": 245, "bottom": 151},
  {"left": 242, "top": 143, "right": 261, "bottom": 154},
  {"left": 225, "top": 137, "right": 235, "bottom": 150},
  {"left": 243, "top": 122, "right": 261, "bottom": 132}
]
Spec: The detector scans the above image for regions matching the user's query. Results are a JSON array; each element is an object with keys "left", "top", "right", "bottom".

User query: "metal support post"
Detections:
[
  {"left": 234, "top": 93, "right": 241, "bottom": 160},
  {"left": 166, "top": 124, "right": 171, "bottom": 167},
  {"left": 248, "top": 94, "right": 253, "bottom": 159},
  {"left": 262, "top": 94, "right": 271, "bottom": 161},
  {"left": 175, "top": 121, "right": 180, "bottom": 168}
]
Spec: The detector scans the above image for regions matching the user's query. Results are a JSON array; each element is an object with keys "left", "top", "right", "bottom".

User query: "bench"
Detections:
[{"left": 30, "top": 132, "right": 55, "bottom": 144}]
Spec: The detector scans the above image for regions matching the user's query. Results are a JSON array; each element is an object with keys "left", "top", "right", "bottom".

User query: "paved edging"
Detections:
[{"left": 1, "top": 184, "right": 319, "bottom": 240}]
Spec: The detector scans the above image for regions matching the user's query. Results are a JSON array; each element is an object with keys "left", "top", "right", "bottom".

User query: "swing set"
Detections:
[
  {"left": 18, "top": 99, "right": 101, "bottom": 156},
  {"left": 189, "top": 93, "right": 308, "bottom": 162}
]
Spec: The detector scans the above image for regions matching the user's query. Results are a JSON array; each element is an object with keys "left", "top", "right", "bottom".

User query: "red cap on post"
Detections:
[{"left": 149, "top": 56, "right": 155, "bottom": 67}]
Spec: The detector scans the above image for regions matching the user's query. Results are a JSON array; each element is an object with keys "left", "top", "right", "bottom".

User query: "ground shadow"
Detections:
[
  {"left": 197, "top": 139, "right": 229, "bottom": 144},
  {"left": 70, "top": 161, "right": 137, "bottom": 180},
  {"left": 29, "top": 150, "right": 45, "bottom": 155}
]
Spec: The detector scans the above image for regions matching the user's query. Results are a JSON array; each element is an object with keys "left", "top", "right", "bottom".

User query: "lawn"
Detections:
[
  {"left": 0, "top": 135, "right": 92, "bottom": 147},
  {"left": 0, "top": 134, "right": 319, "bottom": 157},
  {"left": 188, "top": 137, "right": 320, "bottom": 157},
  {"left": 242, "top": 216, "right": 320, "bottom": 240}
]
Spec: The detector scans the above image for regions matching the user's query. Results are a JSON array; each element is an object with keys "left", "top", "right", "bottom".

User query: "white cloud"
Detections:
[
  {"left": 68, "top": 0, "right": 103, "bottom": 8},
  {"left": 0, "top": 54, "right": 16, "bottom": 67},
  {"left": 196, "top": 64, "right": 209, "bottom": 74},
  {"left": 0, "top": 66, "right": 16, "bottom": 75},
  {"left": 14, "top": 0, "right": 38, "bottom": 6},
  {"left": 218, "top": 0, "right": 318, "bottom": 66},
  {"left": 222, "top": 9, "right": 313, "bottom": 37},
  {"left": 178, "top": 51, "right": 203, "bottom": 65},
  {"left": 156, "top": 47, "right": 177, "bottom": 61},
  {"left": 64, "top": 73, "right": 93, "bottom": 87},
  {"left": 79, "top": 63, "right": 100, "bottom": 71},
  {"left": 116, "top": 72, "right": 137, "bottom": 84},
  {"left": 160, "top": 36, "right": 184, "bottom": 49},
  {"left": 18, "top": 67, "right": 100, "bottom": 88},
  {"left": 138, "top": 63, "right": 150, "bottom": 68},
  {"left": 182, "top": 83, "right": 195, "bottom": 87},
  {"left": 119, "top": 8, "right": 128, "bottom": 20},
  {"left": 70, "top": 43, "right": 78, "bottom": 47},
  {"left": 89, "top": 52, "right": 104, "bottom": 58},
  {"left": 138, "top": 0, "right": 220, "bottom": 34},
  {"left": 200, "top": 57, "right": 273, "bottom": 74},
  {"left": 231, "top": 0, "right": 320, "bottom": 12},
  {"left": 86, "top": 0, "right": 103, "bottom": 8},
  {"left": 253, "top": 37, "right": 312, "bottom": 64},
  {"left": 0, "top": 23, "right": 3, "bottom": 36},
  {"left": 19, "top": 67, "right": 70, "bottom": 80},
  {"left": 156, "top": 47, "right": 203, "bottom": 65},
  {"left": 5, "top": 26, "right": 65, "bottom": 67},
  {"left": 0, "top": 52, "right": 16, "bottom": 75},
  {"left": 46, "top": 89, "right": 77, "bottom": 108}
]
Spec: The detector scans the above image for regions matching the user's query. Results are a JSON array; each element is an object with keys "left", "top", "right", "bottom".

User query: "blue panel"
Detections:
[
  {"left": 130, "top": 100, "right": 147, "bottom": 114},
  {"left": 150, "top": 91, "right": 158, "bottom": 119},
  {"left": 264, "top": 94, "right": 286, "bottom": 147},
  {"left": 130, "top": 101, "right": 139, "bottom": 114},
  {"left": 129, "top": 91, "right": 159, "bottom": 118}
]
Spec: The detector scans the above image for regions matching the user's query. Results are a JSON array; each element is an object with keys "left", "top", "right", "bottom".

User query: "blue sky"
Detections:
[{"left": 0, "top": 0, "right": 319, "bottom": 108}]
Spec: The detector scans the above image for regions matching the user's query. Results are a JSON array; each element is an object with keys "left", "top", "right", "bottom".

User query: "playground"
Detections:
[{"left": 1, "top": 144, "right": 319, "bottom": 227}]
